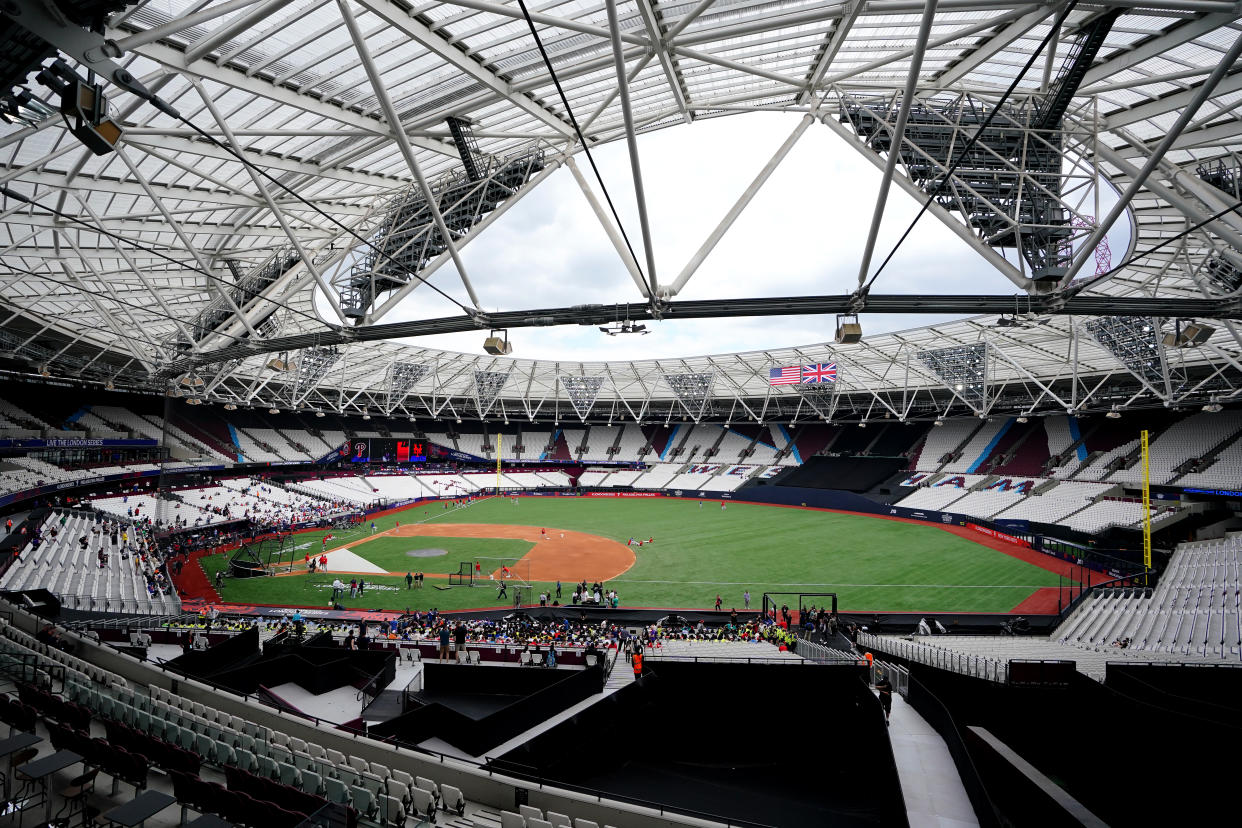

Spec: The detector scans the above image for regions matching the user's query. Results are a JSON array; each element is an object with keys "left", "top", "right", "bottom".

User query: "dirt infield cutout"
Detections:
[{"left": 356, "top": 523, "right": 636, "bottom": 582}]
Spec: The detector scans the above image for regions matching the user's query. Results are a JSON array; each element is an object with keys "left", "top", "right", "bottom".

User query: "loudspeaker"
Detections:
[
  {"left": 60, "top": 80, "right": 123, "bottom": 156},
  {"left": 835, "top": 322, "right": 862, "bottom": 344},
  {"left": 483, "top": 335, "right": 512, "bottom": 355},
  {"left": 1181, "top": 323, "right": 1215, "bottom": 345}
]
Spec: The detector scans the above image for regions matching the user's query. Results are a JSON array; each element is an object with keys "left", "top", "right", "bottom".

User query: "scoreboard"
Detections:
[{"left": 348, "top": 438, "right": 428, "bottom": 463}]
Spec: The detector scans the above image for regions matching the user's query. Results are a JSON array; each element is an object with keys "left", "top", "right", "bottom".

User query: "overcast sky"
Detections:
[{"left": 323, "top": 111, "right": 1127, "bottom": 362}]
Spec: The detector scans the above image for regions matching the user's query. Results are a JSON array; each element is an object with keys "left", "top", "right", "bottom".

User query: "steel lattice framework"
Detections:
[{"left": 3, "top": 0, "right": 1242, "bottom": 423}]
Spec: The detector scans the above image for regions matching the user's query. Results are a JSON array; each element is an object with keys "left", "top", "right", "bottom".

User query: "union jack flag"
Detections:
[
  {"left": 802, "top": 363, "right": 837, "bottom": 384},
  {"left": 768, "top": 366, "right": 801, "bottom": 386}
]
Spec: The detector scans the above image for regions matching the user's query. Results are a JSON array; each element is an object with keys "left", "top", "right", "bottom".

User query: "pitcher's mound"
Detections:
[{"left": 406, "top": 548, "right": 449, "bottom": 558}]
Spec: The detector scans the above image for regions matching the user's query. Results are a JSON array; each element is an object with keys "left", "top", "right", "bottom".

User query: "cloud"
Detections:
[{"left": 331, "top": 111, "right": 1128, "bottom": 362}]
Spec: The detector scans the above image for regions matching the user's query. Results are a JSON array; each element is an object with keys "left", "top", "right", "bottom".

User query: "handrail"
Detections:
[{"left": 857, "top": 631, "right": 1009, "bottom": 684}]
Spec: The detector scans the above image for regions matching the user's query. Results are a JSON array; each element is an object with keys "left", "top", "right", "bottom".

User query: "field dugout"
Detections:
[{"left": 763, "top": 592, "right": 838, "bottom": 625}]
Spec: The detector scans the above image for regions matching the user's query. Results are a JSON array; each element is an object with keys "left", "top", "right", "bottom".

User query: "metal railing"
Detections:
[
  {"left": 872, "top": 659, "right": 909, "bottom": 697},
  {"left": 795, "top": 637, "right": 863, "bottom": 663},
  {"left": 857, "top": 632, "right": 1009, "bottom": 684}
]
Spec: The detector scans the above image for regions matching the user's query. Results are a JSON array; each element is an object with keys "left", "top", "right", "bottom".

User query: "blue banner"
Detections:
[{"left": 0, "top": 437, "right": 158, "bottom": 449}]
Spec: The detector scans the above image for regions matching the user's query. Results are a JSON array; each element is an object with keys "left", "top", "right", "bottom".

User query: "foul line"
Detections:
[{"left": 605, "top": 579, "right": 1052, "bottom": 588}]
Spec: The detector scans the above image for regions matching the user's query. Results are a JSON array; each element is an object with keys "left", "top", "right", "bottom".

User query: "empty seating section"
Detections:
[
  {"left": 560, "top": 429, "right": 586, "bottom": 460},
  {"left": 1057, "top": 535, "right": 1242, "bottom": 659},
  {"left": 92, "top": 406, "right": 231, "bottom": 461},
  {"left": 0, "top": 396, "right": 51, "bottom": 431},
  {"left": 1044, "top": 415, "right": 1077, "bottom": 463},
  {"left": 913, "top": 419, "right": 976, "bottom": 469},
  {"left": 942, "top": 489, "right": 1027, "bottom": 519},
  {"left": 578, "top": 425, "right": 614, "bottom": 461},
  {"left": 630, "top": 464, "right": 681, "bottom": 489},
  {"left": 614, "top": 425, "right": 647, "bottom": 460},
  {"left": 522, "top": 430, "right": 551, "bottom": 459},
  {"left": 1109, "top": 411, "right": 1242, "bottom": 485},
  {"left": 455, "top": 432, "right": 486, "bottom": 458},
  {"left": 1060, "top": 499, "right": 1149, "bottom": 533},
  {"left": 358, "top": 475, "right": 435, "bottom": 503},
  {"left": 291, "top": 476, "right": 376, "bottom": 505},
  {"left": 0, "top": 513, "right": 178, "bottom": 614},
  {"left": 1, "top": 456, "right": 78, "bottom": 494},
  {"left": 893, "top": 485, "right": 969, "bottom": 512},
  {"left": 941, "top": 418, "right": 1009, "bottom": 473},
  {"left": 577, "top": 469, "right": 611, "bottom": 487},
  {"left": 1179, "top": 438, "right": 1242, "bottom": 488},
  {"left": 231, "top": 427, "right": 286, "bottom": 463},
  {"left": 598, "top": 469, "right": 641, "bottom": 487},
  {"left": 650, "top": 640, "right": 803, "bottom": 661}
]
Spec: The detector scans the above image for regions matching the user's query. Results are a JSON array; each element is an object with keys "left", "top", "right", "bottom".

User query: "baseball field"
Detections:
[{"left": 196, "top": 495, "right": 1078, "bottom": 614}]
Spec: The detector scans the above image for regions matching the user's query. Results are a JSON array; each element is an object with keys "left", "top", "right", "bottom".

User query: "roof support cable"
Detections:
[
  {"left": 117, "top": 88, "right": 475, "bottom": 317},
  {"left": 513, "top": 0, "right": 648, "bottom": 293},
  {"left": 857, "top": 0, "right": 1080, "bottom": 298},
  {"left": 0, "top": 184, "right": 332, "bottom": 337}
]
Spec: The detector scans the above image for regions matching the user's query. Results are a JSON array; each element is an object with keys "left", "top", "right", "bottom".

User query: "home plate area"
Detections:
[{"left": 319, "top": 546, "right": 388, "bottom": 574}]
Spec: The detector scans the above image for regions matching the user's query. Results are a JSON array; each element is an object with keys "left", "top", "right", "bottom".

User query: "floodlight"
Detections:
[
  {"left": 185, "top": 397, "right": 202, "bottom": 406},
  {"left": 224, "top": 403, "right": 238, "bottom": 410},
  {"left": 1203, "top": 403, "right": 1224, "bottom": 413},
  {"left": 1105, "top": 409, "right": 1122, "bottom": 419},
  {"left": 315, "top": 411, "right": 326, "bottom": 417},
  {"left": 269, "top": 408, "right": 279, "bottom": 414}
]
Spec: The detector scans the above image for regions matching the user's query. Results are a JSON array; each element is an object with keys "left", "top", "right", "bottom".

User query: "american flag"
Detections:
[
  {"left": 802, "top": 363, "right": 838, "bottom": 383},
  {"left": 769, "top": 366, "right": 801, "bottom": 386}
]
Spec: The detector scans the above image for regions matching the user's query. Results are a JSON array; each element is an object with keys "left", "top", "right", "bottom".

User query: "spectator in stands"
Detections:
[{"left": 438, "top": 624, "right": 450, "bottom": 662}]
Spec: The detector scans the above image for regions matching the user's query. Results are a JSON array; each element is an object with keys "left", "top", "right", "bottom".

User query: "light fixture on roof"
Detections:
[
  {"left": 1203, "top": 402, "right": 1224, "bottom": 413},
  {"left": 39, "top": 366, "right": 50, "bottom": 377},
  {"left": 179, "top": 373, "right": 204, "bottom": 389},
  {"left": 1016, "top": 416, "right": 1029, "bottom": 423},
  {"left": 362, "top": 413, "right": 371, "bottom": 420},
  {"left": 315, "top": 411, "right": 326, "bottom": 418},
  {"left": 185, "top": 397, "right": 202, "bottom": 406},
  {"left": 858, "top": 421, "right": 867, "bottom": 428},
  {"left": 1163, "top": 321, "right": 1216, "bottom": 348},
  {"left": 1105, "top": 409, "right": 1122, "bottom": 419},
  {"left": 224, "top": 403, "right": 238, "bottom": 411},
  {"left": 104, "top": 381, "right": 115, "bottom": 391},
  {"left": 266, "top": 353, "right": 294, "bottom": 372},
  {"left": 933, "top": 419, "right": 944, "bottom": 426}
]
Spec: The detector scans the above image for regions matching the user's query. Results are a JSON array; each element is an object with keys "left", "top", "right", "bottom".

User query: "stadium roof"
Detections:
[{"left": 2, "top": 0, "right": 1242, "bottom": 420}]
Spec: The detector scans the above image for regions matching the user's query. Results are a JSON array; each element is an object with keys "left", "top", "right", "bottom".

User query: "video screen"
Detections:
[{"left": 349, "top": 438, "right": 427, "bottom": 463}]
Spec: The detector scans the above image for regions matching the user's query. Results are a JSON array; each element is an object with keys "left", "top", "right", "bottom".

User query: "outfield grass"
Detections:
[{"left": 200, "top": 497, "right": 1067, "bottom": 613}]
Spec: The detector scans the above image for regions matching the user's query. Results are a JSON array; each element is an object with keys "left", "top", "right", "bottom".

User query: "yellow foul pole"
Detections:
[{"left": 1141, "top": 429, "right": 1152, "bottom": 585}]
